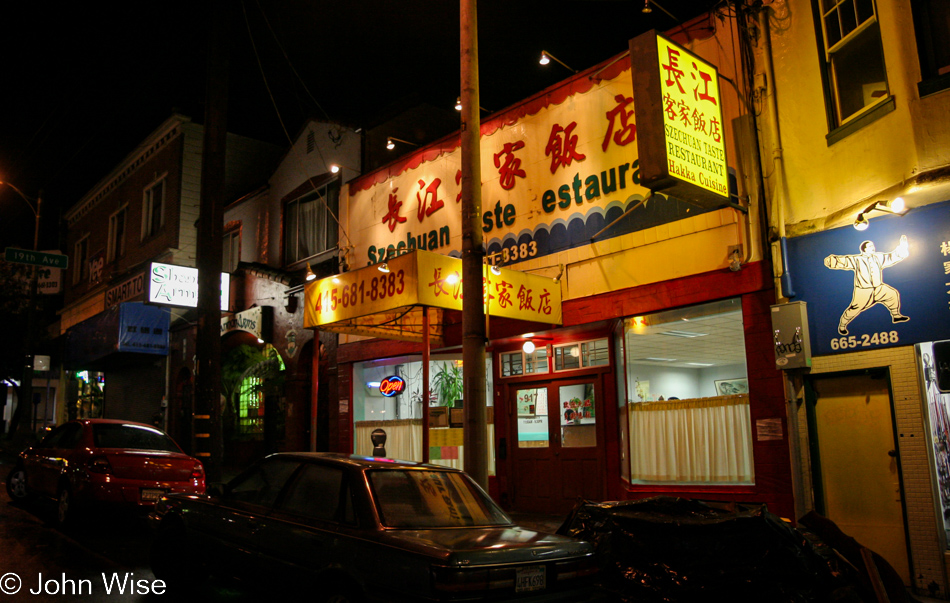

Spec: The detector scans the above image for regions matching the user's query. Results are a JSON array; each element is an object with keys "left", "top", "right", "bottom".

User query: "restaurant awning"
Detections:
[{"left": 303, "top": 249, "right": 562, "bottom": 344}]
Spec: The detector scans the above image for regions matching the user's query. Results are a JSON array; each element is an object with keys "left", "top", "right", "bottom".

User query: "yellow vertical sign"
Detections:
[{"left": 656, "top": 35, "right": 728, "bottom": 198}]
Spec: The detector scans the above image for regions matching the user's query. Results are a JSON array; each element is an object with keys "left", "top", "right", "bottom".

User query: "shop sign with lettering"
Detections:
[
  {"left": 348, "top": 59, "right": 718, "bottom": 271},
  {"left": 147, "top": 262, "right": 230, "bottom": 311},
  {"left": 106, "top": 272, "right": 145, "bottom": 308},
  {"left": 630, "top": 30, "right": 729, "bottom": 208},
  {"left": 304, "top": 249, "right": 562, "bottom": 328}
]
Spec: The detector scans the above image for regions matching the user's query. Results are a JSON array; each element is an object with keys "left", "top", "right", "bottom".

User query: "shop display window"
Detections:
[
  {"left": 620, "top": 298, "right": 754, "bottom": 485},
  {"left": 353, "top": 355, "right": 494, "bottom": 474}
]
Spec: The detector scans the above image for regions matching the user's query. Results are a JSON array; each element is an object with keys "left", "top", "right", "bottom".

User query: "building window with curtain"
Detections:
[
  {"left": 620, "top": 298, "right": 754, "bottom": 485},
  {"left": 284, "top": 179, "right": 340, "bottom": 266},
  {"left": 223, "top": 227, "right": 240, "bottom": 273},
  {"left": 812, "top": 0, "right": 892, "bottom": 139}
]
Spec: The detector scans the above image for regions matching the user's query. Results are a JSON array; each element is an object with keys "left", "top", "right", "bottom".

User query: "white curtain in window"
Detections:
[
  {"left": 355, "top": 419, "right": 423, "bottom": 461},
  {"left": 353, "top": 421, "right": 496, "bottom": 474},
  {"left": 298, "top": 198, "right": 319, "bottom": 260},
  {"left": 628, "top": 394, "right": 753, "bottom": 483}
]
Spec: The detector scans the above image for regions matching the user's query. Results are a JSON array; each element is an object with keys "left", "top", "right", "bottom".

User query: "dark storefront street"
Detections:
[{"left": 0, "top": 452, "right": 259, "bottom": 603}]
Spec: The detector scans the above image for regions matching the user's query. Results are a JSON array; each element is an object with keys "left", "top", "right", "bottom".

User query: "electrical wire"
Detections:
[{"left": 241, "top": 0, "right": 292, "bottom": 145}]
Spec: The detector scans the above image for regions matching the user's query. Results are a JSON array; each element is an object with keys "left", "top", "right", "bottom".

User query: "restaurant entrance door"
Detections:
[{"left": 507, "top": 375, "right": 606, "bottom": 515}]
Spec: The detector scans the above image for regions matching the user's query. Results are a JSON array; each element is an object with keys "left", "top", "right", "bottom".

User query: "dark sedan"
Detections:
[
  {"left": 6, "top": 419, "right": 205, "bottom": 525},
  {"left": 149, "top": 452, "right": 600, "bottom": 602}
]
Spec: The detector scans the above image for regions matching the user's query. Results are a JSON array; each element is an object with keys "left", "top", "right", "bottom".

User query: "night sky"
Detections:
[{"left": 0, "top": 0, "right": 721, "bottom": 253}]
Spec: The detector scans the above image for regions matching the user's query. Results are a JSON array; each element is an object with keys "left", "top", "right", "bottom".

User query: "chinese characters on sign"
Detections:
[
  {"left": 657, "top": 35, "right": 727, "bottom": 198},
  {"left": 304, "top": 250, "right": 562, "bottom": 329}
]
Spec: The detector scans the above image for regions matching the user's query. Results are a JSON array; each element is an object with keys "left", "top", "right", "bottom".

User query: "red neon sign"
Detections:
[{"left": 379, "top": 375, "right": 406, "bottom": 397}]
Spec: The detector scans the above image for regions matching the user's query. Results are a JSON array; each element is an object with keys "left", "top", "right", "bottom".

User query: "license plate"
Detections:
[
  {"left": 515, "top": 566, "right": 545, "bottom": 593},
  {"left": 141, "top": 489, "right": 165, "bottom": 502}
]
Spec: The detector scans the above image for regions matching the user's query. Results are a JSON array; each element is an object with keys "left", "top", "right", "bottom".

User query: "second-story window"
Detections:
[
  {"left": 223, "top": 227, "right": 240, "bottom": 273},
  {"left": 107, "top": 205, "right": 127, "bottom": 263},
  {"left": 814, "top": 0, "right": 890, "bottom": 132},
  {"left": 284, "top": 179, "right": 340, "bottom": 265},
  {"left": 911, "top": 0, "right": 950, "bottom": 95},
  {"left": 73, "top": 235, "right": 88, "bottom": 285},
  {"left": 142, "top": 177, "right": 166, "bottom": 240}
]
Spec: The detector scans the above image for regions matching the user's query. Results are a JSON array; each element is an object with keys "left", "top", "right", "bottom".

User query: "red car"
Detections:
[{"left": 5, "top": 419, "right": 205, "bottom": 525}]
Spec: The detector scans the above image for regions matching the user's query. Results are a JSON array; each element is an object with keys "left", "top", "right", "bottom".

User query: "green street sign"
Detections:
[{"left": 4, "top": 247, "right": 69, "bottom": 269}]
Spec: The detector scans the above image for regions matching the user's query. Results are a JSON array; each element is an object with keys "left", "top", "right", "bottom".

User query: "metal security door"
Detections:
[
  {"left": 808, "top": 372, "right": 910, "bottom": 584},
  {"left": 509, "top": 377, "right": 605, "bottom": 515}
]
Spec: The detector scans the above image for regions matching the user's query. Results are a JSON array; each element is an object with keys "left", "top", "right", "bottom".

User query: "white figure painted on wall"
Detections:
[{"left": 824, "top": 235, "right": 910, "bottom": 336}]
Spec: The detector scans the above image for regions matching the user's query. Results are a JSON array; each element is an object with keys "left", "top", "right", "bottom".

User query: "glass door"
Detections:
[{"left": 509, "top": 377, "right": 604, "bottom": 514}]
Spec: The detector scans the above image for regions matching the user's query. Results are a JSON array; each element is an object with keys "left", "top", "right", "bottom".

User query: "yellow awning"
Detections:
[{"left": 304, "top": 249, "right": 562, "bottom": 342}]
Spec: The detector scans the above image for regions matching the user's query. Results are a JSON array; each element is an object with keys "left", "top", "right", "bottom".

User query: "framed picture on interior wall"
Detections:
[{"left": 715, "top": 378, "right": 749, "bottom": 396}]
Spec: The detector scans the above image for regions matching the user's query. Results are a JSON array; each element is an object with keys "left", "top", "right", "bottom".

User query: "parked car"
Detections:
[
  {"left": 149, "top": 452, "right": 600, "bottom": 602},
  {"left": 5, "top": 419, "right": 205, "bottom": 525}
]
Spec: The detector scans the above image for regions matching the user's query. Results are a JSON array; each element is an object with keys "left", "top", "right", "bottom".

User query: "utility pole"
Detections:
[
  {"left": 460, "top": 0, "right": 488, "bottom": 489},
  {"left": 194, "top": 0, "right": 228, "bottom": 481}
]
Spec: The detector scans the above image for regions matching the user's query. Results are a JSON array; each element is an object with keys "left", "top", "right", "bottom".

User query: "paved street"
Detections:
[{"left": 0, "top": 453, "right": 258, "bottom": 602}]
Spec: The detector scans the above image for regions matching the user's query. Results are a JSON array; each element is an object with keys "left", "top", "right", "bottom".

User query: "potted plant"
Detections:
[{"left": 432, "top": 362, "right": 463, "bottom": 408}]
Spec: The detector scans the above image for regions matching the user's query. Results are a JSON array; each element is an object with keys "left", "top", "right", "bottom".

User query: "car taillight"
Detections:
[
  {"left": 87, "top": 456, "right": 113, "bottom": 475},
  {"left": 191, "top": 461, "right": 205, "bottom": 480}
]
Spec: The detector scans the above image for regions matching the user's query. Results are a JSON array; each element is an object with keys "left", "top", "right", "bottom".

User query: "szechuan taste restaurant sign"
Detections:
[{"left": 630, "top": 30, "right": 729, "bottom": 208}]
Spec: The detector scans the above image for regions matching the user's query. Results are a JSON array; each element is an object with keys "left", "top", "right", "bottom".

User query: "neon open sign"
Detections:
[{"left": 379, "top": 375, "right": 406, "bottom": 397}]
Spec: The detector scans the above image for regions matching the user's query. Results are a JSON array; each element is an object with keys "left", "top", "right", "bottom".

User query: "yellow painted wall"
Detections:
[{"left": 763, "top": 0, "right": 950, "bottom": 234}]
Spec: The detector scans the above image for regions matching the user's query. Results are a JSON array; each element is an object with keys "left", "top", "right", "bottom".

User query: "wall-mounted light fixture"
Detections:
[
  {"left": 455, "top": 97, "right": 463, "bottom": 111},
  {"left": 853, "top": 197, "right": 907, "bottom": 230},
  {"left": 521, "top": 333, "right": 552, "bottom": 354},
  {"left": 386, "top": 137, "right": 417, "bottom": 151},
  {"left": 378, "top": 263, "right": 391, "bottom": 273},
  {"left": 490, "top": 265, "right": 502, "bottom": 276},
  {"left": 305, "top": 263, "right": 317, "bottom": 281},
  {"left": 539, "top": 50, "right": 577, "bottom": 73}
]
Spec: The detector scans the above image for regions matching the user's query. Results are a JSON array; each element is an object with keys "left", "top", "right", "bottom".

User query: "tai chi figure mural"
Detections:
[{"left": 824, "top": 235, "right": 910, "bottom": 335}]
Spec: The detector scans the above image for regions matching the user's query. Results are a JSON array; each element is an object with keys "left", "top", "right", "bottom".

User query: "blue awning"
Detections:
[{"left": 65, "top": 302, "right": 169, "bottom": 369}]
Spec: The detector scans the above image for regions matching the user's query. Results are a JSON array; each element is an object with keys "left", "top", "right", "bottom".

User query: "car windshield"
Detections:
[
  {"left": 369, "top": 469, "right": 511, "bottom": 528},
  {"left": 92, "top": 423, "right": 182, "bottom": 453}
]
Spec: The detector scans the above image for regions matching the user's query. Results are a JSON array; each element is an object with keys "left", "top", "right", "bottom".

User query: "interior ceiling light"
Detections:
[
  {"left": 378, "top": 263, "right": 391, "bottom": 273},
  {"left": 305, "top": 263, "right": 317, "bottom": 281},
  {"left": 659, "top": 330, "right": 708, "bottom": 338},
  {"left": 330, "top": 164, "right": 341, "bottom": 174}
]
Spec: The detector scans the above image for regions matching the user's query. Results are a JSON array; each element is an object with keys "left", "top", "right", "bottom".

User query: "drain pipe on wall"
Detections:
[{"left": 758, "top": 6, "right": 794, "bottom": 301}]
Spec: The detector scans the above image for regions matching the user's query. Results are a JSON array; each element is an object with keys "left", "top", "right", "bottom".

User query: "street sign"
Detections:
[{"left": 5, "top": 247, "right": 69, "bottom": 269}]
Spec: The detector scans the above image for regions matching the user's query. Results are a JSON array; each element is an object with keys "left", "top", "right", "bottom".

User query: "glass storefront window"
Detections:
[
  {"left": 554, "top": 338, "right": 609, "bottom": 371},
  {"left": 620, "top": 298, "right": 754, "bottom": 485},
  {"left": 501, "top": 348, "right": 549, "bottom": 377},
  {"left": 353, "top": 354, "right": 494, "bottom": 475}
]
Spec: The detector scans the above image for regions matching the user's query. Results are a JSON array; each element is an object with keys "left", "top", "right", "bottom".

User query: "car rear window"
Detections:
[
  {"left": 369, "top": 469, "right": 511, "bottom": 528},
  {"left": 92, "top": 424, "right": 182, "bottom": 453}
]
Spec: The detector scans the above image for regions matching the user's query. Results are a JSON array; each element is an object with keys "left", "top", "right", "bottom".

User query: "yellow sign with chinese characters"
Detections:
[
  {"left": 304, "top": 249, "right": 561, "bottom": 329},
  {"left": 655, "top": 34, "right": 728, "bottom": 198}
]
